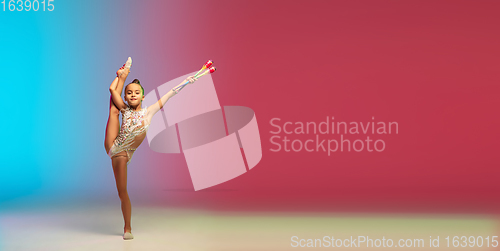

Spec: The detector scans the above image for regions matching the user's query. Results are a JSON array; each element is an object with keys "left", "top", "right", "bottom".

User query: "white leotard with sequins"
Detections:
[{"left": 108, "top": 105, "right": 150, "bottom": 164}]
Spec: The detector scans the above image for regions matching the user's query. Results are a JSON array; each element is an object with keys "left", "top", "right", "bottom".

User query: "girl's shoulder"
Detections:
[
  {"left": 120, "top": 105, "right": 131, "bottom": 113},
  {"left": 141, "top": 106, "right": 149, "bottom": 116}
]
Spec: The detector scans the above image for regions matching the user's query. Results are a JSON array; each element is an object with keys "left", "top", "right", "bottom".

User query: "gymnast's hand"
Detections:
[
  {"left": 185, "top": 76, "right": 197, "bottom": 84},
  {"left": 116, "top": 66, "right": 130, "bottom": 78}
]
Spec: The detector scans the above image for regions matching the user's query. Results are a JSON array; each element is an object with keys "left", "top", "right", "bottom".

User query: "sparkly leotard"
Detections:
[{"left": 108, "top": 105, "right": 150, "bottom": 164}]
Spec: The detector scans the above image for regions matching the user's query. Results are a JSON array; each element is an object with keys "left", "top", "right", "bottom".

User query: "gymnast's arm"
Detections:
[{"left": 146, "top": 76, "right": 197, "bottom": 118}]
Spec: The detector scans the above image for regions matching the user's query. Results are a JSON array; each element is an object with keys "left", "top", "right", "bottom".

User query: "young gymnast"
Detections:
[{"left": 104, "top": 57, "right": 197, "bottom": 240}]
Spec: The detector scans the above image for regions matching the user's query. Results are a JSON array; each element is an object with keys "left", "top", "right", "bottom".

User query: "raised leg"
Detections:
[
  {"left": 104, "top": 69, "right": 130, "bottom": 153},
  {"left": 104, "top": 95, "right": 121, "bottom": 154},
  {"left": 115, "top": 66, "right": 130, "bottom": 95},
  {"left": 112, "top": 154, "right": 132, "bottom": 234}
]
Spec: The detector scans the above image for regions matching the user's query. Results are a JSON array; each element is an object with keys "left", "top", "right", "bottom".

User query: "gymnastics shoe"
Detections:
[
  {"left": 123, "top": 231, "right": 134, "bottom": 240},
  {"left": 124, "top": 57, "right": 132, "bottom": 70}
]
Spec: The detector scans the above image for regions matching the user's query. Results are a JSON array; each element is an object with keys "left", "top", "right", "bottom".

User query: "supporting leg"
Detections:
[{"left": 112, "top": 154, "right": 132, "bottom": 234}]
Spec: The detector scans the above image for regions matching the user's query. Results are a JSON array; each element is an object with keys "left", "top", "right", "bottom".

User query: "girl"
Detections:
[{"left": 104, "top": 57, "right": 196, "bottom": 240}]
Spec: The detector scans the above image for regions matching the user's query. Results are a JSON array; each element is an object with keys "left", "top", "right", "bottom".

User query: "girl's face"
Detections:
[{"left": 125, "top": 84, "right": 144, "bottom": 106}]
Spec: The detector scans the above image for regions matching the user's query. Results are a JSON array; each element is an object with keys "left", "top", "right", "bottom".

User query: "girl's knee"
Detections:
[{"left": 118, "top": 189, "right": 129, "bottom": 200}]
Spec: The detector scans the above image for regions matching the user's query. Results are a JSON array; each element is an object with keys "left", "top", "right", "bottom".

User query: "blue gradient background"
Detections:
[
  {"left": 0, "top": 1, "right": 147, "bottom": 202},
  {"left": 1, "top": 1, "right": 207, "bottom": 206}
]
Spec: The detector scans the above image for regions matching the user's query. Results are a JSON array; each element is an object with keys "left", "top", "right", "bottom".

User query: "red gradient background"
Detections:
[{"left": 123, "top": 1, "right": 500, "bottom": 214}]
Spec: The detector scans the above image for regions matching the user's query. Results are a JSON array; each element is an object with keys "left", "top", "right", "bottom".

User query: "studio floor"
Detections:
[{"left": 1, "top": 199, "right": 499, "bottom": 251}]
